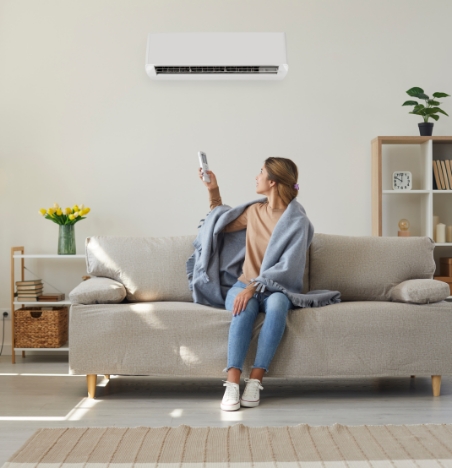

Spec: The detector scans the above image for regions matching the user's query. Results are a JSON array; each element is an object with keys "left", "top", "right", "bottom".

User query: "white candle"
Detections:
[
  {"left": 433, "top": 215, "right": 439, "bottom": 242},
  {"left": 447, "top": 226, "right": 452, "bottom": 243},
  {"left": 437, "top": 223, "right": 446, "bottom": 243}
]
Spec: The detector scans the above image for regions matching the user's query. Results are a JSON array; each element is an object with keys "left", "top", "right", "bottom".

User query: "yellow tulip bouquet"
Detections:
[
  {"left": 39, "top": 203, "right": 91, "bottom": 225},
  {"left": 38, "top": 203, "right": 91, "bottom": 254}
]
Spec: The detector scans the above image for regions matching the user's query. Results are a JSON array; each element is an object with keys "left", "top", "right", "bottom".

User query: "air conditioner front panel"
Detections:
[{"left": 145, "top": 32, "right": 288, "bottom": 80}]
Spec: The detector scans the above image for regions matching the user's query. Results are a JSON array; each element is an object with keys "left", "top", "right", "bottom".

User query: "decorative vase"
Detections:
[
  {"left": 58, "top": 224, "right": 76, "bottom": 255},
  {"left": 418, "top": 122, "right": 434, "bottom": 136}
]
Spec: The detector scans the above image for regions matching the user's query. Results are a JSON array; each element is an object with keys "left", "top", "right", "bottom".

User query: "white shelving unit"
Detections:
[
  {"left": 371, "top": 136, "right": 452, "bottom": 299},
  {"left": 10, "top": 247, "right": 86, "bottom": 363}
]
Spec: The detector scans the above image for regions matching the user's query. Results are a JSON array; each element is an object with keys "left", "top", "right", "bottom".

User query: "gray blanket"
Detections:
[{"left": 186, "top": 197, "right": 341, "bottom": 308}]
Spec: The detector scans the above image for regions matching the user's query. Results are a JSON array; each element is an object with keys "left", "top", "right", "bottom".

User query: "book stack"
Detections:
[
  {"left": 16, "top": 280, "right": 43, "bottom": 302},
  {"left": 38, "top": 293, "right": 65, "bottom": 302},
  {"left": 432, "top": 160, "right": 452, "bottom": 190}
]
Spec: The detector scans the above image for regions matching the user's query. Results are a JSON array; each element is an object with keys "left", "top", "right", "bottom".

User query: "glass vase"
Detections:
[{"left": 58, "top": 224, "right": 76, "bottom": 255}]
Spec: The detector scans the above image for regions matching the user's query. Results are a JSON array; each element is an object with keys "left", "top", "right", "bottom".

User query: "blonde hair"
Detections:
[{"left": 264, "top": 157, "right": 299, "bottom": 205}]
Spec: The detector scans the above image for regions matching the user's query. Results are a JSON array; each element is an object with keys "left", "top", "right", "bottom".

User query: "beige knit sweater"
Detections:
[{"left": 209, "top": 187, "right": 286, "bottom": 292}]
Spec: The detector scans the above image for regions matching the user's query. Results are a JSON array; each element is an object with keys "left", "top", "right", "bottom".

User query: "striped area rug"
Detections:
[{"left": 3, "top": 424, "right": 452, "bottom": 467}]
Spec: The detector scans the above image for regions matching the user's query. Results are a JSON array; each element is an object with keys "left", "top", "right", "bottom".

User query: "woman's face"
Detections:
[{"left": 256, "top": 165, "right": 275, "bottom": 195}]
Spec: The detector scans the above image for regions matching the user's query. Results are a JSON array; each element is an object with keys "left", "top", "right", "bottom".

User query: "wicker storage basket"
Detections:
[{"left": 14, "top": 307, "right": 68, "bottom": 348}]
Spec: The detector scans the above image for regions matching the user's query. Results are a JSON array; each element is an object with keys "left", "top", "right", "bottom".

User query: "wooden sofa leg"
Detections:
[
  {"left": 432, "top": 375, "right": 441, "bottom": 397},
  {"left": 87, "top": 374, "right": 97, "bottom": 398}
]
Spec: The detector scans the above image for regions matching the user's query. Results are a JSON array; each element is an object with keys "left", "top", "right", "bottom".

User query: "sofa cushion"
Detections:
[
  {"left": 69, "top": 299, "right": 452, "bottom": 377},
  {"left": 309, "top": 234, "right": 435, "bottom": 301},
  {"left": 85, "top": 235, "right": 196, "bottom": 302},
  {"left": 69, "top": 277, "right": 126, "bottom": 305},
  {"left": 390, "top": 279, "right": 449, "bottom": 304}
]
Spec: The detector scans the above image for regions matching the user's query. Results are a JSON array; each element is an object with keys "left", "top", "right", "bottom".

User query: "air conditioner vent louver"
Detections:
[{"left": 155, "top": 65, "right": 279, "bottom": 75}]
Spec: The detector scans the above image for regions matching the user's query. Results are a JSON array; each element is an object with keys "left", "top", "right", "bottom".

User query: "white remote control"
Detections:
[{"left": 198, "top": 151, "right": 211, "bottom": 183}]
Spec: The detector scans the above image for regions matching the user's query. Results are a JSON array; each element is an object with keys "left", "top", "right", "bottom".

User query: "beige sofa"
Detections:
[{"left": 69, "top": 234, "right": 452, "bottom": 399}]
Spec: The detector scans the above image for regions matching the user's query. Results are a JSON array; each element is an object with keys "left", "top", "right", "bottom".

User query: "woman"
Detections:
[{"left": 198, "top": 157, "right": 303, "bottom": 411}]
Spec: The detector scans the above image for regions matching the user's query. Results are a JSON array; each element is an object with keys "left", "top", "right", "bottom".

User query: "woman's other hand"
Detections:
[
  {"left": 232, "top": 288, "right": 255, "bottom": 316},
  {"left": 199, "top": 167, "right": 218, "bottom": 191}
]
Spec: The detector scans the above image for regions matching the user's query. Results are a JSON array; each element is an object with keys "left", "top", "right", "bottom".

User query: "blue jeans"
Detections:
[{"left": 224, "top": 280, "right": 294, "bottom": 374}]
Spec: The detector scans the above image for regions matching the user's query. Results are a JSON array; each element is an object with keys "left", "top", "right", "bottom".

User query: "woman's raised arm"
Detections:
[
  {"left": 199, "top": 168, "right": 222, "bottom": 210},
  {"left": 198, "top": 167, "right": 248, "bottom": 231}
]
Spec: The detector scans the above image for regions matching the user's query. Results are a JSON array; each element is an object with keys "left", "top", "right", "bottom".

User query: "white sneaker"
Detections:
[
  {"left": 240, "top": 378, "right": 263, "bottom": 407},
  {"left": 221, "top": 380, "right": 240, "bottom": 411}
]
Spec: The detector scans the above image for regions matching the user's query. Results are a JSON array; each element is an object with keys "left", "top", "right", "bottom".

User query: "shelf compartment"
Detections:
[
  {"left": 382, "top": 192, "right": 430, "bottom": 237},
  {"left": 381, "top": 142, "right": 431, "bottom": 191},
  {"left": 433, "top": 193, "right": 452, "bottom": 234},
  {"left": 432, "top": 142, "right": 452, "bottom": 190},
  {"left": 10, "top": 246, "right": 87, "bottom": 363},
  {"left": 433, "top": 244, "right": 452, "bottom": 277}
]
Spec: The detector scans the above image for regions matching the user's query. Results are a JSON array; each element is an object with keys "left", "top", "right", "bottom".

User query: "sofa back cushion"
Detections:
[
  {"left": 85, "top": 235, "right": 196, "bottom": 302},
  {"left": 309, "top": 234, "right": 435, "bottom": 301}
]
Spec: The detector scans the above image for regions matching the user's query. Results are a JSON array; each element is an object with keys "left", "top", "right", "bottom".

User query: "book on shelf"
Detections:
[
  {"left": 37, "top": 293, "right": 65, "bottom": 302},
  {"left": 16, "top": 290, "right": 43, "bottom": 297},
  {"left": 17, "top": 296, "right": 41, "bottom": 302},
  {"left": 16, "top": 288, "right": 42, "bottom": 293},
  {"left": 16, "top": 288, "right": 43, "bottom": 295},
  {"left": 16, "top": 283, "right": 43, "bottom": 291},
  {"left": 15, "top": 279, "right": 42, "bottom": 286},
  {"left": 446, "top": 160, "right": 452, "bottom": 188},
  {"left": 436, "top": 160, "right": 446, "bottom": 189},
  {"left": 433, "top": 160, "right": 441, "bottom": 189},
  {"left": 441, "top": 161, "right": 450, "bottom": 190}
]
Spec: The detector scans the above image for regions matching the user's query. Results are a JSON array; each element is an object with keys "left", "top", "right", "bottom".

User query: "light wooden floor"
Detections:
[{"left": 1, "top": 354, "right": 452, "bottom": 464}]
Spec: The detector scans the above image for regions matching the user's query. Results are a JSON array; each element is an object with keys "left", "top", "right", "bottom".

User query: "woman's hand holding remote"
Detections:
[{"left": 199, "top": 167, "right": 218, "bottom": 191}]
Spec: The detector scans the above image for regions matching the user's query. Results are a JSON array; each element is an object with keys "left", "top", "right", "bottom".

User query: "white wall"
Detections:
[{"left": 1, "top": 0, "right": 452, "bottom": 341}]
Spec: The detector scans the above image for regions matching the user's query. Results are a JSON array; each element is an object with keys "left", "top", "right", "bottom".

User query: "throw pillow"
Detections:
[
  {"left": 390, "top": 279, "right": 449, "bottom": 304},
  {"left": 69, "top": 277, "right": 126, "bottom": 305}
]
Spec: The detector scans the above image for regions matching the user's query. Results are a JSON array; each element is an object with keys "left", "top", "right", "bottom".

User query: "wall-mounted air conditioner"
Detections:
[{"left": 145, "top": 32, "right": 288, "bottom": 81}]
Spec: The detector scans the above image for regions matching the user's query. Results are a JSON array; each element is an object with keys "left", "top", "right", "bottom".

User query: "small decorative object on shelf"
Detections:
[
  {"left": 447, "top": 226, "right": 452, "bottom": 243},
  {"left": 39, "top": 203, "right": 91, "bottom": 255},
  {"left": 37, "top": 293, "right": 65, "bottom": 302},
  {"left": 436, "top": 223, "right": 446, "bottom": 243},
  {"left": 398, "top": 219, "right": 410, "bottom": 237},
  {"left": 433, "top": 215, "right": 439, "bottom": 242},
  {"left": 402, "top": 87, "right": 450, "bottom": 136},
  {"left": 393, "top": 171, "right": 412, "bottom": 190}
]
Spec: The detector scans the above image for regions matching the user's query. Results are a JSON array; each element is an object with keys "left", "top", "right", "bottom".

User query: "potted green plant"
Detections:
[{"left": 402, "top": 87, "right": 450, "bottom": 136}]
